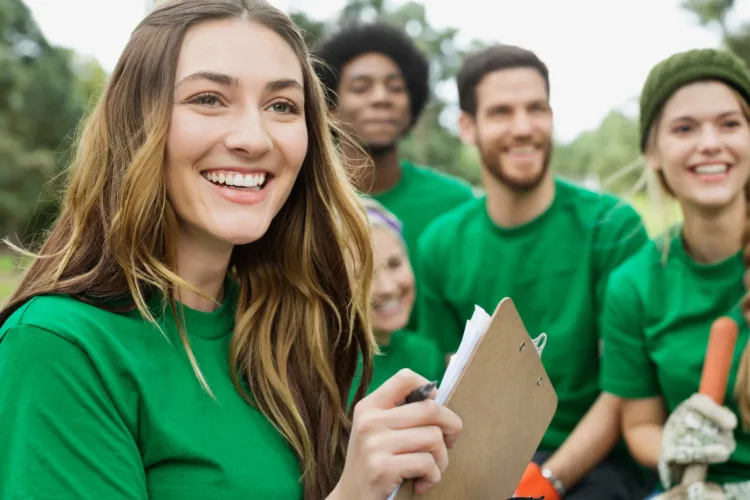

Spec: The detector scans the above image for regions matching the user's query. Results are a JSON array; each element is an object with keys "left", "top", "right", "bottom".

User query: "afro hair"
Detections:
[{"left": 313, "top": 21, "right": 430, "bottom": 128}]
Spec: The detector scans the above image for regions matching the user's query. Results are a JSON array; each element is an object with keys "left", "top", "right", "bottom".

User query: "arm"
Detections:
[
  {"left": 621, "top": 396, "right": 667, "bottom": 468},
  {"left": 541, "top": 392, "right": 623, "bottom": 488},
  {"left": 539, "top": 203, "right": 651, "bottom": 489},
  {"left": 415, "top": 227, "right": 463, "bottom": 356},
  {"left": 0, "top": 325, "right": 146, "bottom": 499}
]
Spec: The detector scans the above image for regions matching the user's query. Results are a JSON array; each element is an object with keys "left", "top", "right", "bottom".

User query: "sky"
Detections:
[{"left": 22, "top": 0, "right": 750, "bottom": 142}]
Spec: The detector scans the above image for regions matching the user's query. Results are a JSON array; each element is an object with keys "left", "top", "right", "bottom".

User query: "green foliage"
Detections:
[
  {"left": 682, "top": 0, "right": 750, "bottom": 66},
  {"left": 551, "top": 110, "right": 642, "bottom": 192},
  {"left": 0, "top": 0, "right": 106, "bottom": 243}
]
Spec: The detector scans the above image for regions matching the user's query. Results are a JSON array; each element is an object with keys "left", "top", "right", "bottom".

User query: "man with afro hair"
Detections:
[{"left": 314, "top": 21, "right": 475, "bottom": 332}]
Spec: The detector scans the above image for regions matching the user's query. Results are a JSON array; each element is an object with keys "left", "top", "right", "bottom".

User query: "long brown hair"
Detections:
[
  {"left": 740, "top": 178, "right": 750, "bottom": 429},
  {"left": 645, "top": 87, "right": 750, "bottom": 429},
  {"left": 1, "top": 0, "right": 376, "bottom": 497}
]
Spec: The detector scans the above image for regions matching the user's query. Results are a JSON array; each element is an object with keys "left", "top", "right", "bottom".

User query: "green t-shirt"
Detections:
[
  {"left": 348, "top": 330, "right": 446, "bottom": 408},
  {"left": 373, "top": 161, "right": 476, "bottom": 331},
  {"left": 600, "top": 234, "right": 750, "bottom": 485},
  {"left": 0, "top": 285, "right": 304, "bottom": 499},
  {"left": 416, "top": 178, "right": 649, "bottom": 450}
]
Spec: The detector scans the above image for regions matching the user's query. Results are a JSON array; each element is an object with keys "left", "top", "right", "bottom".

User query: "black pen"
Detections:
[{"left": 402, "top": 381, "right": 438, "bottom": 405}]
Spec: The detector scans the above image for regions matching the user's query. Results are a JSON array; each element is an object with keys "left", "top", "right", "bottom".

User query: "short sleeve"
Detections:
[
  {"left": 599, "top": 267, "right": 660, "bottom": 399},
  {"left": 592, "top": 200, "right": 649, "bottom": 316},
  {"left": 0, "top": 325, "right": 147, "bottom": 499}
]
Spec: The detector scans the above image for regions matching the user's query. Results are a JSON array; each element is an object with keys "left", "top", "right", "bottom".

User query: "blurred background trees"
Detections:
[{"left": 2, "top": 0, "right": 748, "bottom": 244}]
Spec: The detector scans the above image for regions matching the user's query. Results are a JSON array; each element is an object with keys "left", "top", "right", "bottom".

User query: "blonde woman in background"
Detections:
[
  {"left": 0, "top": 1, "right": 462, "bottom": 499},
  {"left": 348, "top": 198, "right": 446, "bottom": 406},
  {"left": 600, "top": 48, "right": 750, "bottom": 499}
]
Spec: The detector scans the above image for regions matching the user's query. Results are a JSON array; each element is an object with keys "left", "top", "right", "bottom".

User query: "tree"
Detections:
[
  {"left": 682, "top": 0, "right": 750, "bottom": 65},
  {"left": 0, "top": 0, "right": 107, "bottom": 242},
  {"left": 550, "top": 110, "right": 642, "bottom": 193}
]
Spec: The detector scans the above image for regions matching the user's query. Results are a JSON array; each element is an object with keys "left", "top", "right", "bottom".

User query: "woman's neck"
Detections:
[
  {"left": 175, "top": 226, "right": 233, "bottom": 312},
  {"left": 681, "top": 197, "right": 745, "bottom": 264},
  {"left": 374, "top": 329, "right": 393, "bottom": 346}
]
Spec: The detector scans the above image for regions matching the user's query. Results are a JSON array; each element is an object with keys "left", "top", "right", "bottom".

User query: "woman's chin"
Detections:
[
  {"left": 372, "top": 316, "right": 408, "bottom": 336},
  {"left": 210, "top": 222, "right": 272, "bottom": 247}
]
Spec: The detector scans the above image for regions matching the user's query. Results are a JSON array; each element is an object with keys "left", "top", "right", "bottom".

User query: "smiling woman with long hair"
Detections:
[{"left": 0, "top": 1, "right": 462, "bottom": 499}]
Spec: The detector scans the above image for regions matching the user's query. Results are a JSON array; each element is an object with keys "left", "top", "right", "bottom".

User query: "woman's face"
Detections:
[
  {"left": 370, "top": 227, "right": 415, "bottom": 336},
  {"left": 650, "top": 80, "right": 750, "bottom": 211},
  {"left": 165, "top": 18, "right": 308, "bottom": 251}
]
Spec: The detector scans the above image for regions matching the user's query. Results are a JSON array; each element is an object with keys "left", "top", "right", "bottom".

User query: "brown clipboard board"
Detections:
[{"left": 395, "top": 297, "right": 558, "bottom": 499}]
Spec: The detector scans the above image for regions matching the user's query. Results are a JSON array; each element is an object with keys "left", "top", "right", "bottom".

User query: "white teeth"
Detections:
[
  {"left": 202, "top": 171, "right": 268, "bottom": 189},
  {"left": 374, "top": 299, "right": 400, "bottom": 313},
  {"left": 694, "top": 164, "right": 728, "bottom": 175}
]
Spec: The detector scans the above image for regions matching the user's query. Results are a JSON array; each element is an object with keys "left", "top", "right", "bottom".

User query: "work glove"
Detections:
[{"left": 658, "top": 394, "right": 737, "bottom": 490}]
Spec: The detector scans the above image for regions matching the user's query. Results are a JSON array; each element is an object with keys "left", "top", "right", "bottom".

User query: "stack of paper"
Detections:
[{"left": 435, "top": 305, "right": 492, "bottom": 405}]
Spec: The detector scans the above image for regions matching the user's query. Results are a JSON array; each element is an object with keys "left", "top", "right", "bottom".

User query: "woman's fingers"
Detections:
[{"left": 382, "top": 399, "right": 463, "bottom": 449}]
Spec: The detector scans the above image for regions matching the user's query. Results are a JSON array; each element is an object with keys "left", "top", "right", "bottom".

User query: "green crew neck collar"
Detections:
[
  {"left": 671, "top": 232, "right": 743, "bottom": 280},
  {"left": 149, "top": 277, "right": 237, "bottom": 340},
  {"left": 482, "top": 180, "right": 562, "bottom": 236}
]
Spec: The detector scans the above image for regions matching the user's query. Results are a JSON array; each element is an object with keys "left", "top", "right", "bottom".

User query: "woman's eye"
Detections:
[{"left": 190, "top": 93, "right": 220, "bottom": 106}]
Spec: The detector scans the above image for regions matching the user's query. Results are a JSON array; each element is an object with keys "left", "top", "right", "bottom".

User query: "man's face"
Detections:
[
  {"left": 336, "top": 52, "right": 412, "bottom": 156},
  {"left": 460, "top": 67, "right": 553, "bottom": 192}
]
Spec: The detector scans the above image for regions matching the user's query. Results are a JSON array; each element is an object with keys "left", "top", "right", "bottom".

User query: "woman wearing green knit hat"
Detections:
[{"left": 600, "top": 47, "right": 750, "bottom": 499}]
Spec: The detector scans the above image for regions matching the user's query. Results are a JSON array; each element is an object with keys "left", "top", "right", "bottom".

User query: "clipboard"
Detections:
[{"left": 395, "top": 297, "right": 558, "bottom": 499}]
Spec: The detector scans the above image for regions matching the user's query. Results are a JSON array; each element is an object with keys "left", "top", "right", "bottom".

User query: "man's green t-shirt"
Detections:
[
  {"left": 0, "top": 284, "right": 305, "bottom": 499},
  {"left": 416, "top": 178, "right": 649, "bottom": 450},
  {"left": 348, "top": 329, "right": 446, "bottom": 408},
  {"left": 600, "top": 234, "right": 750, "bottom": 485},
  {"left": 373, "top": 161, "right": 476, "bottom": 330}
]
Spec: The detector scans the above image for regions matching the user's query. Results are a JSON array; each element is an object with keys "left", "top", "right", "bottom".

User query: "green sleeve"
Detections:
[
  {"left": 592, "top": 201, "right": 649, "bottom": 316},
  {"left": 0, "top": 325, "right": 147, "bottom": 499},
  {"left": 599, "top": 268, "right": 660, "bottom": 398},
  {"left": 415, "top": 229, "right": 464, "bottom": 356}
]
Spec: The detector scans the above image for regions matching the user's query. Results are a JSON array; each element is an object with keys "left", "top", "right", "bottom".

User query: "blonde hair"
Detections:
[{"left": 1, "top": 1, "right": 376, "bottom": 497}]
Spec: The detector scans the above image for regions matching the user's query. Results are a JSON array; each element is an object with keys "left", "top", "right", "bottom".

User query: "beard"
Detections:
[{"left": 477, "top": 137, "right": 552, "bottom": 193}]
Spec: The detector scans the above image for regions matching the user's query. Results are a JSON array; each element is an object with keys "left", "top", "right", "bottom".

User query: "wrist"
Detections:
[{"left": 541, "top": 466, "right": 566, "bottom": 496}]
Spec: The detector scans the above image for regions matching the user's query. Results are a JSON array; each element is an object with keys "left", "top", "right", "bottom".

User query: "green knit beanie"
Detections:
[{"left": 639, "top": 48, "right": 750, "bottom": 152}]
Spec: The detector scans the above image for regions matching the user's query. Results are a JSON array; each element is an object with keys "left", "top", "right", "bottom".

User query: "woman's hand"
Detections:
[
  {"left": 658, "top": 393, "right": 737, "bottom": 489},
  {"left": 331, "top": 369, "right": 462, "bottom": 500}
]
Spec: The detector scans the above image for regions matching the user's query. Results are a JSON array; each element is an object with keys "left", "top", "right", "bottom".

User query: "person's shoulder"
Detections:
[
  {"left": 557, "top": 178, "right": 640, "bottom": 217},
  {"left": 407, "top": 162, "right": 476, "bottom": 196},
  {"left": 1, "top": 294, "right": 140, "bottom": 348},
  {"left": 607, "top": 238, "right": 663, "bottom": 288}
]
